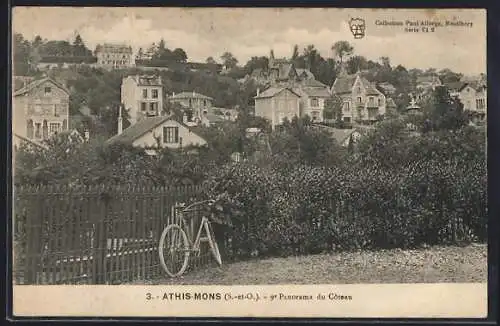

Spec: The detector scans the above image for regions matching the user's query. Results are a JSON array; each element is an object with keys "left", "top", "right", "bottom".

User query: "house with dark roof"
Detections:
[
  {"left": 293, "top": 81, "right": 331, "bottom": 123},
  {"left": 95, "top": 43, "right": 134, "bottom": 69},
  {"left": 254, "top": 87, "right": 301, "bottom": 130},
  {"left": 13, "top": 77, "right": 70, "bottom": 142},
  {"left": 377, "top": 82, "right": 397, "bottom": 96},
  {"left": 106, "top": 115, "right": 207, "bottom": 154},
  {"left": 331, "top": 69, "right": 386, "bottom": 124},
  {"left": 121, "top": 75, "right": 163, "bottom": 125},
  {"left": 168, "top": 91, "right": 215, "bottom": 124}
]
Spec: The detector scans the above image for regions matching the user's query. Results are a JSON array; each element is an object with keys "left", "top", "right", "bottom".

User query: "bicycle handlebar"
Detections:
[{"left": 178, "top": 199, "right": 216, "bottom": 212}]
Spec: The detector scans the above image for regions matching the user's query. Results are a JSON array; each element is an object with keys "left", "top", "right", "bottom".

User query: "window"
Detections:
[
  {"left": 378, "top": 98, "right": 382, "bottom": 106},
  {"left": 42, "top": 120, "right": 48, "bottom": 139},
  {"left": 163, "top": 127, "right": 179, "bottom": 143},
  {"left": 27, "top": 120, "right": 34, "bottom": 139},
  {"left": 62, "top": 119, "right": 67, "bottom": 130},
  {"left": 152, "top": 89, "right": 158, "bottom": 99},
  {"left": 476, "top": 98, "right": 485, "bottom": 110},
  {"left": 310, "top": 98, "right": 319, "bottom": 107},
  {"left": 49, "top": 123, "right": 61, "bottom": 134},
  {"left": 343, "top": 117, "right": 351, "bottom": 123},
  {"left": 357, "top": 97, "right": 362, "bottom": 104},
  {"left": 188, "top": 99, "right": 192, "bottom": 107},
  {"left": 35, "top": 123, "right": 41, "bottom": 138},
  {"left": 143, "top": 89, "right": 148, "bottom": 98},
  {"left": 368, "top": 96, "right": 375, "bottom": 106},
  {"left": 34, "top": 104, "right": 42, "bottom": 114},
  {"left": 141, "top": 102, "right": 147, "bottom": 111},
  {"left": 44, "top": 87, "right": 51, "bottom": 95},
  {"left": 311, "top": 111, "right": 319, "bottom": 121},
  {"left": 54, "top": 105, "right": 59, "bottom": 117},
  {"left": 344, "top": 101, "right": 350, "bottom": 111}
]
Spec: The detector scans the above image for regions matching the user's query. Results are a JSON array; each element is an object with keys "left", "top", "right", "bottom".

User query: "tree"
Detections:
[
  {"left": 438, "top": 68, "right": 463, "bottom": 84},
  {"left": 346, "top": 55, "right": 368, "bottom": 74},
  {"left": 243, "top": 56, "right": 269, "bottom": 75},
  {"left": 220, "top": 52, "right": 238, "bottom": 69},
  {"left": 206, "top": 56, "right": 217, "bottom": 64},
  {"left": 291, "top": 44, "right": 299, "bottom": 60},
  {"left": 13, "top": 33, "right": 32, "bottom": 75},
  {"left": 332, "top": 41, "right": 354, "bottom": 64},
  {"left": 422, "top": 86, "right": 469, "bottom": 131},
  {"left": 172, "top": 48, "right": 188, "bottom": 63},
  {"left": 323, "top": 95, "right": 343, "bottom": 121},
  {"left": 379, "top": 56, "right": 391, "bottom": 69}
]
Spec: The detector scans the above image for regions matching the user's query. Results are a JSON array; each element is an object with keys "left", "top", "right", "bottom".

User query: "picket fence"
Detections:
[{"left": 13, "top": 184, "right": 221, "bottom": 285}]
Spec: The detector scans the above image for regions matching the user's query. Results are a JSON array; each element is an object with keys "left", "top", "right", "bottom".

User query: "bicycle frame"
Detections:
[{"left": 174, "top": 199, "right": 215, "bottom": 252}]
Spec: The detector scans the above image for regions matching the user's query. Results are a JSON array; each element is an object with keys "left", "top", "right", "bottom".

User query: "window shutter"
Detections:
[
  {"left": 163, "top": 127, "right": 167, "bottom": 143},
  {"left": 175, "top": 127, "right": 179, "bottom": 142}
]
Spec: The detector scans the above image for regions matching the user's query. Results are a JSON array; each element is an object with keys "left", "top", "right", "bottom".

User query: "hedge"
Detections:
[{"left": 205, "top": 128, "right": 487, "bottom": 259}]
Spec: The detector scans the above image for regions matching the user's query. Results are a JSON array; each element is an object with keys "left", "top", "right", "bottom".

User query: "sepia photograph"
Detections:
[{"left": 11, "top": 7, "right": 487, "bottom": 318}]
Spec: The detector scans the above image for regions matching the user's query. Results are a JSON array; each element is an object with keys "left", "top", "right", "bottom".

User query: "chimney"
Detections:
[
  {"left": 257, "top": 88, "right": 260, "bottom": 96},
  {"left": 117, "top": 104, "right": 123, "bottom": 135},
  {"left": 172, "top": 91, "right": 175, "bottom": 97}
]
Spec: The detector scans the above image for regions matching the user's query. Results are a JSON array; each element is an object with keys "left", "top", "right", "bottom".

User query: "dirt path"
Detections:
[{"left": 133, "top": 244, "right": 487, "bottom": 285}]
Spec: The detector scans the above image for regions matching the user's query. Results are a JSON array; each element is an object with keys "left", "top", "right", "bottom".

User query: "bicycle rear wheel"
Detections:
[
  {"left": 158, "top": 224, "right": 190, "bottom": 277},
  {"left": 205, "top": 221, "right": 222, "bottom": 266}
]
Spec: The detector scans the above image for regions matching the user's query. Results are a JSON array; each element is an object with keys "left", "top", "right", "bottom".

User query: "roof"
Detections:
[
  {"left": 296, "top": 69, "right": 315, "bottom": 79},
  {"left": 96, "top": 43, "right": 133, "bottom": 54},
  {"left": 170, "top": 92, "right": 214, "bottom": 100},
  {"left": 301, "top": 78, "right": 327, "bottom": 88},
  {"left": 128, "top": 75, "right": 162, "bottom": 87},
  {"left": 317, "top": 127, "right": 360, "bottom": 145},
  {"left": 13, "top": 133, "right": 49, "bottom": 150},
  {"left": 363, "top": 79, "right": 382, "bottom": 96},
  {"left": 331, "top": 74, "right": 358, "bottom": 94},
  {"left": 254, "top": 87, "right": 301, "bottom": 99},
  {"left": 204, "top": 113, "right": 225, "bottom": 123},
  {"left": 299, "top": 87, "right": 331, "bottom": 98},
  {"left": 106, "top": 115, "right": 173, "bottom": 145},
  {"left": 13, "top": 77, "right": 70, "bottom": 97},
  {"left": 270, "top": 62, "right": 295, "bottom": 80},
  {"left": 378, "top": 82, "right": 396, "bottom": 93}
]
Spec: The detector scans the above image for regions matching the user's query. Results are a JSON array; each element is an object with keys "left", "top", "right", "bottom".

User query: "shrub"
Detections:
[{"left": 206, "top": 126, "right": 487, "bottom": 260}]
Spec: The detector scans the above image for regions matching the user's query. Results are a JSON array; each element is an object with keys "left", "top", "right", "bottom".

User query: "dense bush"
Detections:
[{"left": 206, "top": 126, "right": 487, "bottom": 259}]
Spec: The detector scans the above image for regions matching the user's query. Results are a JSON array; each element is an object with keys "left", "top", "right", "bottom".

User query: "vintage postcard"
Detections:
[{"left": 11, "top": 7, "right": 487, "bottom": 318}]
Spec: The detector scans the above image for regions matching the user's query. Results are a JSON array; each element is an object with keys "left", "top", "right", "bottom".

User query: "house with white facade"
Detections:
[
  {"left": 331, "top": 69, "right": 386, "bottom": 124},
  {"left": 121, "top": 75, "right": 164, "bottom": 125},
  {"left": 13, "top": 77, "right": 70, "bottom": 143},
  {"left": 106, "top": 115, "right": 207, "bottom": 154}
]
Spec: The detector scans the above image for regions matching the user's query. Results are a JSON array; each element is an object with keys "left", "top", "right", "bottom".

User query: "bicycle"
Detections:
[{"left": 158, "top": 199, "right": 222, "bottom": 277}]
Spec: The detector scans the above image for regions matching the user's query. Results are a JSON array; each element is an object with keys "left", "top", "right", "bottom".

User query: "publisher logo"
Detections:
[{"left": 349, "top": 18, "right": 366, "bottom": 39}]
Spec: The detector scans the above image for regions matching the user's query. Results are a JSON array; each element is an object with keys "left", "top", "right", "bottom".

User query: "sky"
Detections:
[{"left": 12, "top": 7, "right": 486, "bottom": 75}]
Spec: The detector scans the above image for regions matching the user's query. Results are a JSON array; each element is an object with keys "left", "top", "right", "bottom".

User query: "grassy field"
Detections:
[{"left": 134, "top": 243, "right": 487, "bottom": 285}]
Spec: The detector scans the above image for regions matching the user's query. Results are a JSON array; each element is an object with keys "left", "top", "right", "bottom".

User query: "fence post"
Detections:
[{"left": 92, "top": 186, "right": 110, "bottom": 284}]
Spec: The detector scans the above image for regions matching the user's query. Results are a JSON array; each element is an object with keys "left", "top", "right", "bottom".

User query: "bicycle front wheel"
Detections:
[{"left": 158, "top": 224, "right": 190, "bottom": 277}]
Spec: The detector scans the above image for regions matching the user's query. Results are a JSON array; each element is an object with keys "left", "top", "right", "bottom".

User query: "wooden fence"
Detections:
[{"left": 13, "top": 184, "right": 221, "bottom": 285}]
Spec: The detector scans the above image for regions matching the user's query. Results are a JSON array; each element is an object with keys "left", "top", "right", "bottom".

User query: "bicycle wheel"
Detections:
[
  {"left": 205, "top": 221, "right": 222, "bottom": 266},
  {"left": 158, "top": 224, "right": 190, "bottom": 277}
]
